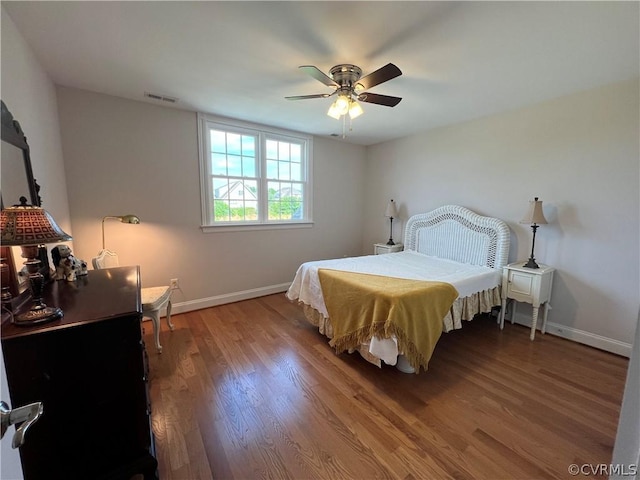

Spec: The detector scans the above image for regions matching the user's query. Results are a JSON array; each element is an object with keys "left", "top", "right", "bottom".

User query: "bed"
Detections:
[{"left": 286, "top": 205, "right": 510, "bottom": 373}]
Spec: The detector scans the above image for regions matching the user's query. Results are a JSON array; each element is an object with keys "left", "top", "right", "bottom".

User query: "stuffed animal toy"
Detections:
[{"left": 51, "top": 245, "right": 88, "bottom": 282}]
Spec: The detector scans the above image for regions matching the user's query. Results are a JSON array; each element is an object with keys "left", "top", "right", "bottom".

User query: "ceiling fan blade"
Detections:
[
  {"left": 356, "top": 63, "right": 402, "bottom": 91},
  {"left": 299, "top": 65, "right": 339, "bottom": 87},
  {"left": 285, "top": 93, "right": 332, "bottom": 100},
  {"left": 357, "top": 92, "right": 402, "bottom": 107}
]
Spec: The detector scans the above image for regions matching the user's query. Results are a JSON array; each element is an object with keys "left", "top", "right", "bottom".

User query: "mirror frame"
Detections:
[
  {"left": 1, "top": 100, "right": 41, "bottom": 209},
  {"left": 1, "top": 100, "right": 47, "bottom": 316}
]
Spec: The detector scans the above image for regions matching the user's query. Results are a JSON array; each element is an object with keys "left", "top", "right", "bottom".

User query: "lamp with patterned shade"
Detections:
[{"left": 0, "top": 201, "right": 72, "bottom": 325}]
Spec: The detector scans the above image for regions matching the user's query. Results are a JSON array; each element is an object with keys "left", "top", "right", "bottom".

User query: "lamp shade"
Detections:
[
  {"left": 385, "top": 199, "right": 398, "bottom": 218},
  {"left": 115, "top": 214, "right": 140, "bottom": 225},
  {"left": 1, "top": 204, "right": 72, "bottom": 246},
  {"left": 348, "top": 101, "right": 363, "bottom": 119},
  {"left": 520, "top": 197, "right": 547, "bottom": 225},
  {"left": 101, "top": 214, "right": 141, "bottom": 250}
]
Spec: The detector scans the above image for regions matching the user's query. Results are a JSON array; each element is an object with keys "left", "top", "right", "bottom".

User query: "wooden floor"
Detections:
[{"left": 144, "top": 294, "right": 629, "bottom": 480}]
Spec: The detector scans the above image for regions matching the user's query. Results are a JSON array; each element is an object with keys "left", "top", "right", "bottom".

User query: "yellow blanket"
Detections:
[{"left": 318, "top": 269, "right": 459, "bottom": 373}]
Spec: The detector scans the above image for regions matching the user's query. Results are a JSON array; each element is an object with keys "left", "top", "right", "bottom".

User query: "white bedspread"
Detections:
[
  {"left": 286, "top": 250, "right": 501, "bottom": 318},
  {"left": 286, "top": 250, "right": 502, "bottom": 367}
]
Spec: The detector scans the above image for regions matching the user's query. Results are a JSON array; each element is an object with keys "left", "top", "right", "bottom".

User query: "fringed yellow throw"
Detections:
[{"left": 318, "top": 269, "right": 459, "bottom": 373}]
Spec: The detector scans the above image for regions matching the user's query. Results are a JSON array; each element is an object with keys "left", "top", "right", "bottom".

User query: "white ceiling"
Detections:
[{"left": 4, "top": 1, "right": 639, "bottom": 146}]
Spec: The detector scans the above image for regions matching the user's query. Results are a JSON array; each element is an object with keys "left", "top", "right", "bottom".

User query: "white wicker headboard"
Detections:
[{"left": 403, "top": 205, "right": 510, "bottom": 269}]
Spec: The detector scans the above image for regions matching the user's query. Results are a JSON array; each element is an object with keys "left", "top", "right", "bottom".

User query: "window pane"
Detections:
[
  {"left": 278, "top": 141, "right": 290, "bottom": 161},
  {"left": 244, "top": 200, "right": 258, "bottom": 220},
  {"left": 227, "top": 133, "right": 241, "bottom": 155},
  {"left": 266, "top": 160, "right": 278, "bottom": 179},
  {"left": 290, "top": 162, "right": 301, "bottom": 181},
  {"left": 242, "top": 135, "right": 255, "bottom": 156},
  {"left": 242, "top": 156, "right": 256, "bottom": 177},
  {"left": 211, "top": 130, "right": 226, "bottom": 153},
  {"left": 244, "top": 179, "right": 258, "bottom": 197},
  {"left": 227, "top": 155, "right": 242, "bottom": 176},
  {"left": 211, "top": 152, "right": 227, "bottom": 176},
  {"left": 290, "top": 144, "right": 301, "bottom": 163},
  {"left": 266, "top": 139, "right": 278, "bottom": 159},
  {"left": 266, "top": 181, "right": 302, "bottom": 220},
  {"left": 213, "top": 199, "right": 231, "bottom": 222},
  {"left": 212, "top": 178, "right": 228, "bottom": 199},
  {"left": 279, "top": 160, "right": 290, "bottom": 181},
  {"left": 212, "top": 178, "right": 232, "bottom": 222}
]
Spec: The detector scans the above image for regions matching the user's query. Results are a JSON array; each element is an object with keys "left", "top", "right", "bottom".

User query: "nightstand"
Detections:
[
  {"left": 374, "top": 243, "right": 403, "bottom": 255},
  {"left": 498, "top": 262, "right": 555, "bottom": 340}
]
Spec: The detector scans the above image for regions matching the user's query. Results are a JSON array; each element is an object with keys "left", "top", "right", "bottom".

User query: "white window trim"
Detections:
[{"left": 197, "top": 113, "right": 313, "bottom": 232}]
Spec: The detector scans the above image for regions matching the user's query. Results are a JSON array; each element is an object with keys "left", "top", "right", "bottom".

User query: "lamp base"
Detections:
[
  {"left": 523, "top": 257, "right": 540, "bottom": 269},
  {"left": 13, "top": 305, "right": 63, "bottom": 326},
  {"left": 386, "top": 239, "right": 395, "bottom": 246}
]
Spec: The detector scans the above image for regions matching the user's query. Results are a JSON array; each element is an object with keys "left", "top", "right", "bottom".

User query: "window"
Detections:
[{"left": 198, "top": 114, "right": 312, "bottom": 230}]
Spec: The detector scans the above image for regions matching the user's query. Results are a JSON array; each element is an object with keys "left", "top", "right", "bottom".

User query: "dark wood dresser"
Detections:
[{"left": 1, "top": 266, "right": 158, "bottom": 480}]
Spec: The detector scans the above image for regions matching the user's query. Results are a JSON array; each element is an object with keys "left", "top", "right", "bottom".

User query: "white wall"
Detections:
[
  {"left": 1, "top": 7, "right": 72, "bottom": 479},
  {"left": 364, "top": 79, "right": 640, "bottom": 352},
  {"left": 56, "top": 87, "right": 366, "bottom": 310},
  {"left": 1, "top": 8, "right": 71, "bottom": 233}
]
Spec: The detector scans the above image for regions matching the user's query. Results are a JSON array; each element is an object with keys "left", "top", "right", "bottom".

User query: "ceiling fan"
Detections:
[{"left": 285, "top": 63, "right": 402, "bottom": 120}]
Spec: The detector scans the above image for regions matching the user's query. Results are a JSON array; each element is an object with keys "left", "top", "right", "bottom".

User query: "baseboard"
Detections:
[
  {"left": 510, "top": 314, "right": 632, "bottom": 357},
  {"left": 169, "top": 283, "right": 291, "bottom": 315}
]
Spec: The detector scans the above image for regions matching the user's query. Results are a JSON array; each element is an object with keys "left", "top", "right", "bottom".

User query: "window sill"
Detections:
[{"left": 200, "top": 222, "right": 314, "bottom": 233}]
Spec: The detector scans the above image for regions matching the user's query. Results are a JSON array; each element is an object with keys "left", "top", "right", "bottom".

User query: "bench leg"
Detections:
[
  {"left": 165, "top": 300, "right": 174, "bottom": 331},
  {"left": 145, "top": 309, "right": 162, "bottom": 353}
]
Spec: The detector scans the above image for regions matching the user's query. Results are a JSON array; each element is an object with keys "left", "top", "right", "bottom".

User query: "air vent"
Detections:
[{"left": 144, "top": 92, "right": 178, "bottom": 103}]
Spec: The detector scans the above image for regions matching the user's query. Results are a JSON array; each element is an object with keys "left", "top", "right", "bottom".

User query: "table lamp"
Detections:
[
  {"left": 385, "top": 199, "right": 398, "bottom": 245},
  {"left": 0, "top": 201, "right": 72, "bottom": 325},
  {"left": 520, "top": 197, "right": 548, "bottom": 269}
]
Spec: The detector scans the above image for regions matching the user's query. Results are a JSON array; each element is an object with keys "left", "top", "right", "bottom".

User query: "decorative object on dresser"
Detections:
[
  {"left": 499, "top": 262, "right": 555, "bottom": 340},
  {"left": 51, "top": 244, "right": 88, "bottom": 281},
  {"left": 0, "top": 201, "right": 72, "bottom": 325},
  {"left": 93, "top": 214, "right": 174, "bottom": 352},
  {"left": 520, "top": 197, "right": 548, "bottom": 269},
  {"left": 384, "top": 198, "right": 398, "bottom": 245},
  {"left": 1, "top": 266, "right": 158, "bottom": 480}
]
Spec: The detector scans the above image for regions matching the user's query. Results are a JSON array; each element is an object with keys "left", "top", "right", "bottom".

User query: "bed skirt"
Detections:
[{"left": 298, "top": 286, "right": 502, "bottom": 369}]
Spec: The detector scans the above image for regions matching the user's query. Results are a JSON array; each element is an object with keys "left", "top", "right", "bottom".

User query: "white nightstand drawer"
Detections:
[
  {"left": 374, "top": 243, "right": 403, "bottom": 255},
  {"left": 507, "top": 270, "right": 536, "bottom": 301}
]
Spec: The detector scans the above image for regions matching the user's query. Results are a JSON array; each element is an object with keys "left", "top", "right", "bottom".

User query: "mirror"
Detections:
[
  {"left": 1, "top": 101, "right": 46, "bottom": 315},
  {"left": 1, "top": 100, "right": 41, "bottom": 208}
]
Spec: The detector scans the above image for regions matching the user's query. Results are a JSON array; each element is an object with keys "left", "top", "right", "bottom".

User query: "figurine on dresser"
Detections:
[{"left": 52, "top": 245, "right": 88, "bottom": 281}]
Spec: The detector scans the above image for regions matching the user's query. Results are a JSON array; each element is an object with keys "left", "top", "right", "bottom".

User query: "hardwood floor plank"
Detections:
[{"left": 146, "top": 294, "right": 629, "bottom": 479}]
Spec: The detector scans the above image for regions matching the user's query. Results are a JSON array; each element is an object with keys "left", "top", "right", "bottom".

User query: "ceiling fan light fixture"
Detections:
[
  {"left": 327, "top": 94, "right": 351, "bottom": 120},
  {"left": 327, "top": 102, "right": 342, "bottom": 119},
  {"left": 289, "top": 63, "right": 403, "bottom": 125},
  {"left": 335, "top": 95, "right": 350, "bottom": 115},
  {"left": 348, "top": 100, "right": 363, "bottom": 119}
]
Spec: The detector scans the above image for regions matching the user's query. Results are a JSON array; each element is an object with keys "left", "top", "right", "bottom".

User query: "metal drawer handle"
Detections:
[{"left": 0, "top": 400, "right": 44, "bottom": 448}]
